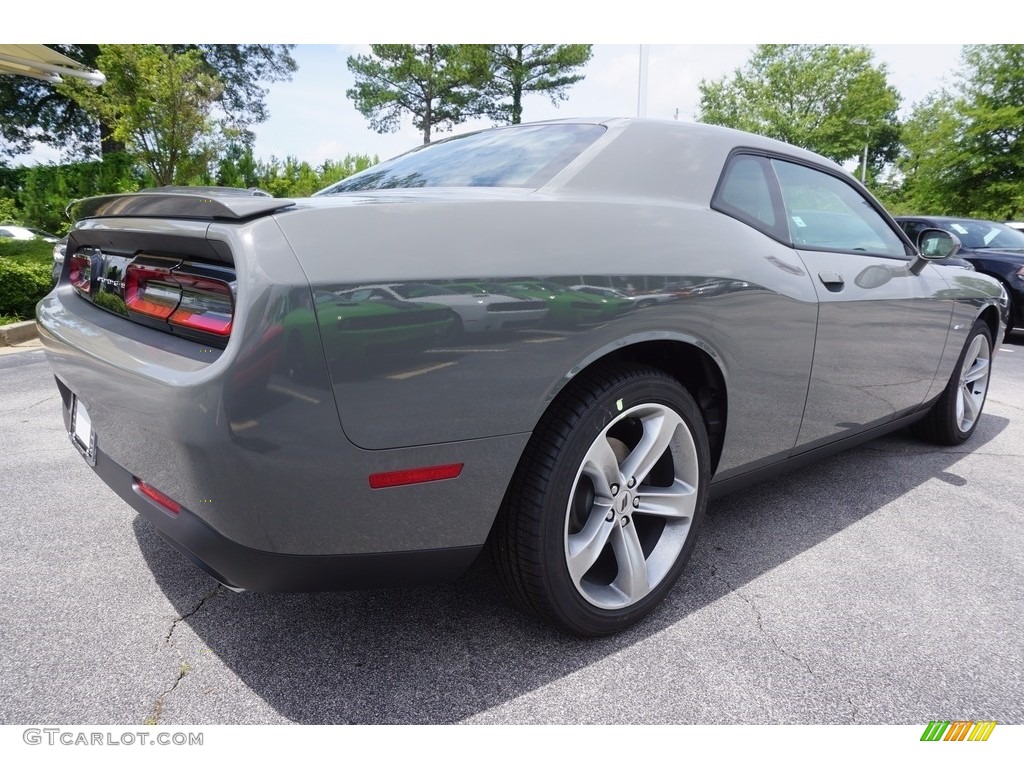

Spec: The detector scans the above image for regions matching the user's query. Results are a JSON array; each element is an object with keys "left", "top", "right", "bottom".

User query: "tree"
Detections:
[
  {"left": 19, "top": 153, "right": 146, "bottom": 233},
  {"left": 0, "top": 45, "right": 103, "bottom": 158},
  {"left": 347, "top": 45, "right": 492, "bottom": 144},
  {"left": 0, "top": 44, "right": 296, "bottom": 160},
  {"left": 215, "top": 148, "right": 379, "bottom": 198},
  {"left": 698, "top": 45, "right": 901, "bottom": 173},
  {"left": 482, "top": 45, "right": 592, "bottom": 124},
  {"left": 899, "top": 45, "right": 1024, "bottom": 218},
  {"left": 61, "top": 46, "right": 224, "bottom": 186}
]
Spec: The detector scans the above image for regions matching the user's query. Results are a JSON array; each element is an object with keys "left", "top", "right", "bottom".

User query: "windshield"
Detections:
[
  {"left": 940, "top": 219, "right": 1024, "bottom": 250},
  {"left": 317, "top": 124, "right": 605, "bottom": 194}
]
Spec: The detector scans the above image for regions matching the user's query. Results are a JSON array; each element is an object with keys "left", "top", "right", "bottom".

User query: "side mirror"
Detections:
[{"left": 910, "top": 228, "right": 962, "bottom": 274}]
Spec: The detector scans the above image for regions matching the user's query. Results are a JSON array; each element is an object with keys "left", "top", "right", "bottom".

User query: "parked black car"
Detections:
[{"left": 896, "top": 216, "right": 1024, "bottom": 333}]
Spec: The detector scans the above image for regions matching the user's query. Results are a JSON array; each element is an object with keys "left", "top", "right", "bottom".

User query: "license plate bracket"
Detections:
[{"left": 70, "top": 396, "right": 97, "bottom": 467}]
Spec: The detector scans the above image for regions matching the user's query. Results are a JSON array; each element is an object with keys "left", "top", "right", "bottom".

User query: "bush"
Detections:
[
  {"left": 18, "top": 153, "right": 150, "bottom": 234},
  {"left": 0, "top": 238, "right": 54, "bottom": 267},
  {"left": 0, "top": 258, "right": 52, "bottom": 319}
]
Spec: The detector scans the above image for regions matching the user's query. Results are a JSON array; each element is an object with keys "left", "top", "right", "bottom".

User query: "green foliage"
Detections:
[
  {"left": 0, "top": 239, "right": 53, "bottom": 266},
  {"left": 61, "top": 46, "right": 225, "bottom": 186},
  {"left": 899, "top": 45, "right": 1024, "bottom": 218},
  {"left": 215, "top": 144, "right": 262, "bottom": 189},
  {"left": 241, "top": 154, "right": 380, "bottom": 198},
  {"left": 1, "top": 44, "right": 295, "bottom": 160},
  {"left": 0, "top": 196, "right": 19, "bottom": 225},
  {"left": 698, "top": 45, "right": 901, "bottom": 173},
  {"left": 0, "top": 258, "right": 52, "bottom": 318},
  {"left": 483, "top": 45, "right": 592, "bottom": 124},
  {"left": 18, "top": 154, "right": 149, "bottom": 234},
  {"left": 347, "top": 45, "right": 493, "bottom": 144}
]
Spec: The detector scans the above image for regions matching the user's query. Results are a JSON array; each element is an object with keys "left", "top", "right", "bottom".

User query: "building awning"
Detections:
[{"left": 0, "top": 45, "right": 105, "bottom": 86}]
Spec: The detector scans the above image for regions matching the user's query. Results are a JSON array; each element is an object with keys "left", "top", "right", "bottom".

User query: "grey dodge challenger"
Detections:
[{"left": 37, "top": 118, "right": 1007, "bottom": 636}]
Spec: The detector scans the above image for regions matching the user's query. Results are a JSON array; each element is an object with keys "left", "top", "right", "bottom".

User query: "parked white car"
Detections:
[{"left": 0, "top": 225, "right": 59, "bottom": 242}]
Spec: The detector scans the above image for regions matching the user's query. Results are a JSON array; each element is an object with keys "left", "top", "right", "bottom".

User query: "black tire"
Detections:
[
  {"left": 912, "top": 319, "right": 993, "bottom": 445},
  {"left": 490, "top": 364, "right": 710, "bottom": 636}
]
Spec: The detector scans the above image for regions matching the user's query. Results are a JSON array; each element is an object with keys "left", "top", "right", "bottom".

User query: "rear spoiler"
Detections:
[{"left": 67, "top": 187, "right": 296, "bottom": 222}]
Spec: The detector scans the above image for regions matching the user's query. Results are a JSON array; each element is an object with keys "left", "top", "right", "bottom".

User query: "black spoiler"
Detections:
[{"left": 67, "top": 187, "right": 296, "bottom": 222}]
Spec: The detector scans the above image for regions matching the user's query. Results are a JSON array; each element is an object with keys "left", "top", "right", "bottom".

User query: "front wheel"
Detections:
[
  {"left": 912, "top": 319, "right": 993, "bottom": 445},
  {"left": 491, "top": 365, "right": 710, "bottom": 636}
]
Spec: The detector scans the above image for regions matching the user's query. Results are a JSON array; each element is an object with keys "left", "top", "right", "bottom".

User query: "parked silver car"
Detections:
[{"left": 37, "top": 119, "right": 1006, "bottom": 635}]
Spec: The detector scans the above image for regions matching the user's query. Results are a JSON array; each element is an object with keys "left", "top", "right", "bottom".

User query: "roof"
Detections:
[{"left": 0, "top": 45, "right": 105, "bottom": 86}]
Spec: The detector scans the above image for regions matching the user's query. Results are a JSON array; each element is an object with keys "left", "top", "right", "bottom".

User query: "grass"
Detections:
[{"left": 0, "top": 313, "right": 25, "bottom": 326}]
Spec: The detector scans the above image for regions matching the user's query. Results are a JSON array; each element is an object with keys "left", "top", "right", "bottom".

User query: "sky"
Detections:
[
  {"left": 3, "top": 1, "right": 998, "bottom": 168},
  {"left": 249, "top": 44, "right": 965, "bottom": 167}
]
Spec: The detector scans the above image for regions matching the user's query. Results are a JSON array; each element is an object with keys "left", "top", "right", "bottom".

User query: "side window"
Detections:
[
  {"left": 772, "top": 159, "right": 909, "bottom": 258},
  {"left": 713, "top": 155, "right": 785, "bottom": 240}
]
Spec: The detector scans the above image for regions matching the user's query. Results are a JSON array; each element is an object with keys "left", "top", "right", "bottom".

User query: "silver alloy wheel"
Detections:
[
  {"left": 564, "top": 402, "right": 700, "bottom": 609},
  {"left": 957, "top": 333, "right": 991, "bottom": 433}
]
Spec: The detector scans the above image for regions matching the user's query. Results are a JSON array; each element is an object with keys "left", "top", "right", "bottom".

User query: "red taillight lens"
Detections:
[
  {"left": 368, "top": 463, "right": 464, "bottom": 489},
  {"left": 169, "top": 274, "right": 234, "bottom": 337},
  {"left": 68, "top": 254, "right": 92, "bottom": 295},
  {"left": 125, "top": 263, "right": 181, "bottom": 320},
  {"left": 135, "top": 479, "right": 182, "bottom": 515},
  {"left": 124, "top": 262, "right": 234, "bottom": 337}
]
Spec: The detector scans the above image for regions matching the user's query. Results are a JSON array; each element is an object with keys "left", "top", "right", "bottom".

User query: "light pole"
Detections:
[
  {"left": 637, "top": 45, "right": 649, "bottom": 118},
  {"left": 852, "top": 119, "right": 870, "bottom": 184}
]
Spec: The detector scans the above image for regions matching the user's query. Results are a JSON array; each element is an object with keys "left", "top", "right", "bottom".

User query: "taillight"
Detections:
[
  {"left": 169, "top": 274, "right": 233, "bottom": 337},
  {"left": 125, "top": 263, "right": 180, "bottom": 320},
  {"left": 68, "top": 254, "right": 92, "bottom": 295},
  {"left": 124, "top": 261, "right": 234, "bottom": 338}
]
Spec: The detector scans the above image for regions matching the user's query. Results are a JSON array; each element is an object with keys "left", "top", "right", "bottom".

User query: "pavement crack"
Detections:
[
  {"left": 146, "top": 586, "right": 220, "bottom": 724},
  {"left": 713, "top": 568, "right": 814, "bottom": 676},
  {"left": 165, "top": 586, "right": 221, "bottom": 645},
  {"left": 27, "top": 394, "right": 59, "bottom": 410},
  {"left": 710, "top": 564, "right": 861, "bottom": 722},
  {"left": 146, "top": 661, "right": 191, "bottom": 726}
]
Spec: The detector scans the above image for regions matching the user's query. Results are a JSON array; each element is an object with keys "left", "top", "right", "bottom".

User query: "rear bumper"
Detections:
[{"left": 91, "top": 444, "right": 481, "bottom": 592}]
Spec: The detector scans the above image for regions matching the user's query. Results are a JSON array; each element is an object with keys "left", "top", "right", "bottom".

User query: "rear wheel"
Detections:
[
  {"left": 913, "top": 319, "right": 992, "bottom": 445},
  {"left": 491, "top": 365, "right": 710, "bottom": 636}
]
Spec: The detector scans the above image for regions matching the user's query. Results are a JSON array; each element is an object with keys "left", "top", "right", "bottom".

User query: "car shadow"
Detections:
[{"left": 133, "top": 415, "right": 1009, "bottom": 724}]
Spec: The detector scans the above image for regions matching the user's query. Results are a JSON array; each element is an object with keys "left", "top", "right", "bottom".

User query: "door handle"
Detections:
[{"left": 818, "top": 271, "right": 845, "bottom": 292}]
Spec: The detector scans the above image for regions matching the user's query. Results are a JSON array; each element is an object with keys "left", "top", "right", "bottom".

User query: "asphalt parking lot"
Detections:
[{"left": 1, "top": 334, "right": 1022, "bottom": 726}]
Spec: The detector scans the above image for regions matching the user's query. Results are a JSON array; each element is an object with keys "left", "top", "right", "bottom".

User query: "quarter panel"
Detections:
[{"left": 275, "top": 198, "right": 820, "bottom": 475}]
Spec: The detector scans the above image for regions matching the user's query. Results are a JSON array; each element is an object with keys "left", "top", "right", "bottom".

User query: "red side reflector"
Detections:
[
  {"left": 368, "top": 463, "right": 464, "bottom": 489},
  {"left": 135, "top": 479, "right": 182, "bottom": 515}
]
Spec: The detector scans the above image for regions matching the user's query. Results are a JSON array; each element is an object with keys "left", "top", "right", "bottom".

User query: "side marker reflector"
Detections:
[
  {"left": 369, "top": 463, "right": 464, "bottom": 489},
  {"left": 135, "top": 479, "right": 182, "bottom": 515}
]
